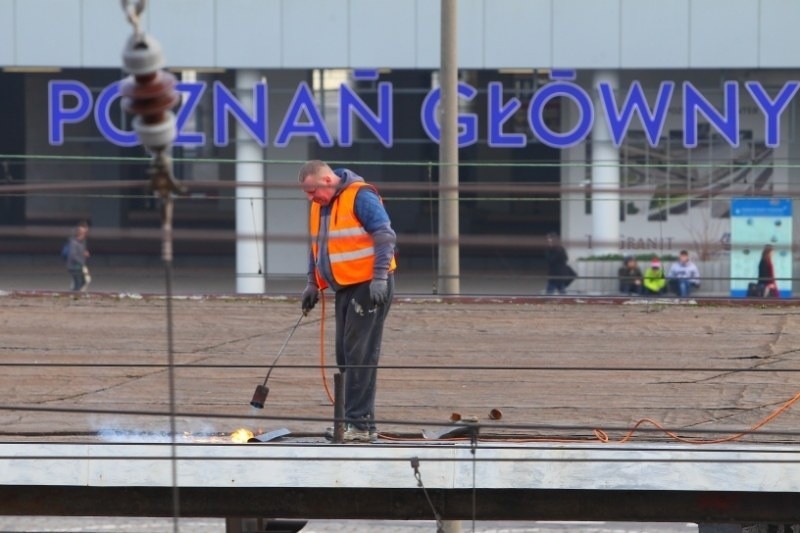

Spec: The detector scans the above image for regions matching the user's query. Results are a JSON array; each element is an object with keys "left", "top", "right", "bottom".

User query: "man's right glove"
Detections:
[
  {"left": 369, "top": 278, "right": 389, "bottom": 306},
  {"left": 301, "top": 283, "right": 319, "bottom": 313}
]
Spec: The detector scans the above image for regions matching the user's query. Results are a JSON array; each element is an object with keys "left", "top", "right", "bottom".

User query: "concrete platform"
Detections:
[{"left": 0, "top": 441, "right": 798, "bottom": 522}]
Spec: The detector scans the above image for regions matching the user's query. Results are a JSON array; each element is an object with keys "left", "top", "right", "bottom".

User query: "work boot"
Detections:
[
  {"left": 325, "top": 424, "right": 376, "bottom": 442},
  {"left": 325, "top": 427, "right": 379, "bottom": 441}
]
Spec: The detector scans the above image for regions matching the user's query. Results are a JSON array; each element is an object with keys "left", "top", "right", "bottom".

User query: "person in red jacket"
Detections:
[
  {"left": 298, "top": 160, "right": 397, "bottom": 442},
  {"left": 758, "top": 244, "right": 779, "bottom": 297}
]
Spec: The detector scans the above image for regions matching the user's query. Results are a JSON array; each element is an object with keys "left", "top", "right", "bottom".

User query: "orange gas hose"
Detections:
[
  {"left": 379, "top": 391, "right": 800, "bottom": 445},
  {"left": 594, "top": 390, "right": 800, "bottom": 445},
  {"left": 319, "top": 290, "right": 334, "bottom": 405}
]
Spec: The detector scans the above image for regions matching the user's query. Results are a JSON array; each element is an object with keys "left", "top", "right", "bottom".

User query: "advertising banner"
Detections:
[{"left": 730, "top": 198, "right": 792, "bottom": 297}]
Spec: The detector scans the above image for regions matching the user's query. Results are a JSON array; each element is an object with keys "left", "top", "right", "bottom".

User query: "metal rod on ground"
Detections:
[{"left": 334, "top": 373, "right": 345, "bottom": 443}]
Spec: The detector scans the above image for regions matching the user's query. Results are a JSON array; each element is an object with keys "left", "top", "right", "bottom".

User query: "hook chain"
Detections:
[
  {"left": 410, "top": 457, "right": 444, "bottom": 533},
  {"left": 121, "top": 0, "right": 147, "bottom": 39}
]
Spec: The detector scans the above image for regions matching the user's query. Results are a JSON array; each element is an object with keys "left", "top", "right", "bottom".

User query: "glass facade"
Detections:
[{"left": 1, "top": 68, "right": 562, "bottom": 268}]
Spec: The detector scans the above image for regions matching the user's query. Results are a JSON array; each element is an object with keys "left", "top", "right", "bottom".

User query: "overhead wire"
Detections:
[
  {"left": 3, "top": 157, "right": 800, "bottom": 530},
  {"left": 1, "top": 362, "right": 800, "bottom": 373}
]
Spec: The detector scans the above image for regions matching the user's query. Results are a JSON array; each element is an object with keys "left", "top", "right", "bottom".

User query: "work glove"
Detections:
[
  {"left": 301, "top": 283, "right": 319, "bottom": 313},
  {"left": 369, "top": 278, "right": 389, "bottom": 306}
]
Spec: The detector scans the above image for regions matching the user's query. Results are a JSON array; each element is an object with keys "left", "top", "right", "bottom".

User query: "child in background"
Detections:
[
  {"left": 65, "top": 221, "right": 90, "bottom": 291},
  {"left": 642, "top": 257, "right": 667, "bottom": 295}
]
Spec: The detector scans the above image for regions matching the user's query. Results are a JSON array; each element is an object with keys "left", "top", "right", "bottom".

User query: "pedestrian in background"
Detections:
[
  {"left": 667, "top": 250, "right": 701, "bottom": 297},
  {"left": 64, "top": 220, "right": 90, "bottom": 291},
  {"left": 642, "top": 257, "right": 667, "bottom": 295},
  {"left": 618, "top": 255, "right": 643, "bottom": 295},
  {"left": 758, "top": 244, "right": 779, "bottom": 297},
  {"left": 298, "top": 160, "right": 396, "bottom": 443},
  {"left": 544, "top": 232, "right": 574, "bottom": 295}
]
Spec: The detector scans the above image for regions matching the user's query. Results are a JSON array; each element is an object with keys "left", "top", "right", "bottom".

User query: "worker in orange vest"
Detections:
[{"left": 299, "top": 160, "right": 397, "bottom": 443}]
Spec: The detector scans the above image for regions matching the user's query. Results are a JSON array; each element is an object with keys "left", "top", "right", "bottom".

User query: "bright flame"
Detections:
[{"left": 230, "top": 428, "right": 254, "bottom": 443}]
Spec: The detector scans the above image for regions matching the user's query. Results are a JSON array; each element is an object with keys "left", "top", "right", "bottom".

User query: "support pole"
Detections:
[
  {"left": 333, "top": 373, "right": 345, "bottom": 444},
  {"left": 438, "top": 0, "right": 460, "bottom": 295},
  {"left": 591, "top": 70, "right": 621, "bottom": 256},
  {"left": 235, "top": 69, "right": 266, "bottom": 294},
  {"left": 441, "top": 520, "right": 462, "bottom": 532}
]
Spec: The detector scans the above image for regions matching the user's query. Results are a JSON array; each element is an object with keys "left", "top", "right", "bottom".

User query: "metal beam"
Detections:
[
  {"left": 1, "top": 487, "right": 800, "bottom": 522},
  {"left": 3, "top": 442, "right": 800, "bottom": 522}
]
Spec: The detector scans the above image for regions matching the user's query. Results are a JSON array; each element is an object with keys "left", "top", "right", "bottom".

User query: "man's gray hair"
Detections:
[{"left": 298, "top": 160, "right": 332, "bottom": 182}]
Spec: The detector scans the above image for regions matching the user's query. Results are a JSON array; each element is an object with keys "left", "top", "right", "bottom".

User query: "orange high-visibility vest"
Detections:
[{"left": 310, "top": 181, "right": 396, "bottom": 289}]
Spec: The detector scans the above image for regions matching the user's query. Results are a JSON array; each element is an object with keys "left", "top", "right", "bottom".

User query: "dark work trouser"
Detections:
[{"left": 334, "top": 276, "right": 394, "bottom": 431}]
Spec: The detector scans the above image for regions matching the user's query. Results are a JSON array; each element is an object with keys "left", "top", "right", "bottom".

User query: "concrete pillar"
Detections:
[
  {"left": 561, "top": 140, "right": 588, "bottom": 257},
  {"left": 263, "top": 70, "right": 310, "bottom": 278},
  {"left": 235, "top": 70, "right": 266, "bottom": 294},
  {"left": 591, "top": 70, "right": 621, "bottom": 256}
]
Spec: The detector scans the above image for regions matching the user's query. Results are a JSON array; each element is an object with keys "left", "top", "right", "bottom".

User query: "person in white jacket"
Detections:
[{"left": 668, "top": 250, "right": 700, "bottom": 297}]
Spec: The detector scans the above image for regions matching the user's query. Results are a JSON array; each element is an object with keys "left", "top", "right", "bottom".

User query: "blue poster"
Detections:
[{"left": 730, "top": 198, "right": 792, "bottom": 297}]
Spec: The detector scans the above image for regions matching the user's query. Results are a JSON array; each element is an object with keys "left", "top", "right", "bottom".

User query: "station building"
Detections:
[{"left": 1, "top": 0, "right": 799, "bottom": 293}]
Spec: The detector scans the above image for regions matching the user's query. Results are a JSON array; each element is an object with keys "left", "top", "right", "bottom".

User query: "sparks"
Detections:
[{"left": 230, "top": 428, "right": 254, "bottom": 444}]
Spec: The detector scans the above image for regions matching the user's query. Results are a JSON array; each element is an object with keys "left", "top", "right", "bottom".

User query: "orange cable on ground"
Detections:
[
  {"left": 593, "top": 390, "right": 800, "bottom": 445},
  {"left": 380, "top": 391, "right": 800, "bottom": 445},
  {"left": 319, "top": 291, "right": 334, "bottom": 405}
]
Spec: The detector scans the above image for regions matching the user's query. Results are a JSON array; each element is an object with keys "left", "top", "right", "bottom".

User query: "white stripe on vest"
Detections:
[{"left": 329, "top": 247, "right": 375, "bottom": 263}]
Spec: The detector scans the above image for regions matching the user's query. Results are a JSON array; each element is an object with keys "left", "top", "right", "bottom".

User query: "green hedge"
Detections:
[{"left": 579, "top": 253, "right": 679, "bottom": 262}]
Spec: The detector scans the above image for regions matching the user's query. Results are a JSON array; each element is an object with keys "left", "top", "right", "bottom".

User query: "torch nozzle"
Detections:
[{"left": 250, "top": 384, "right": 269, "bottom": 409}]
